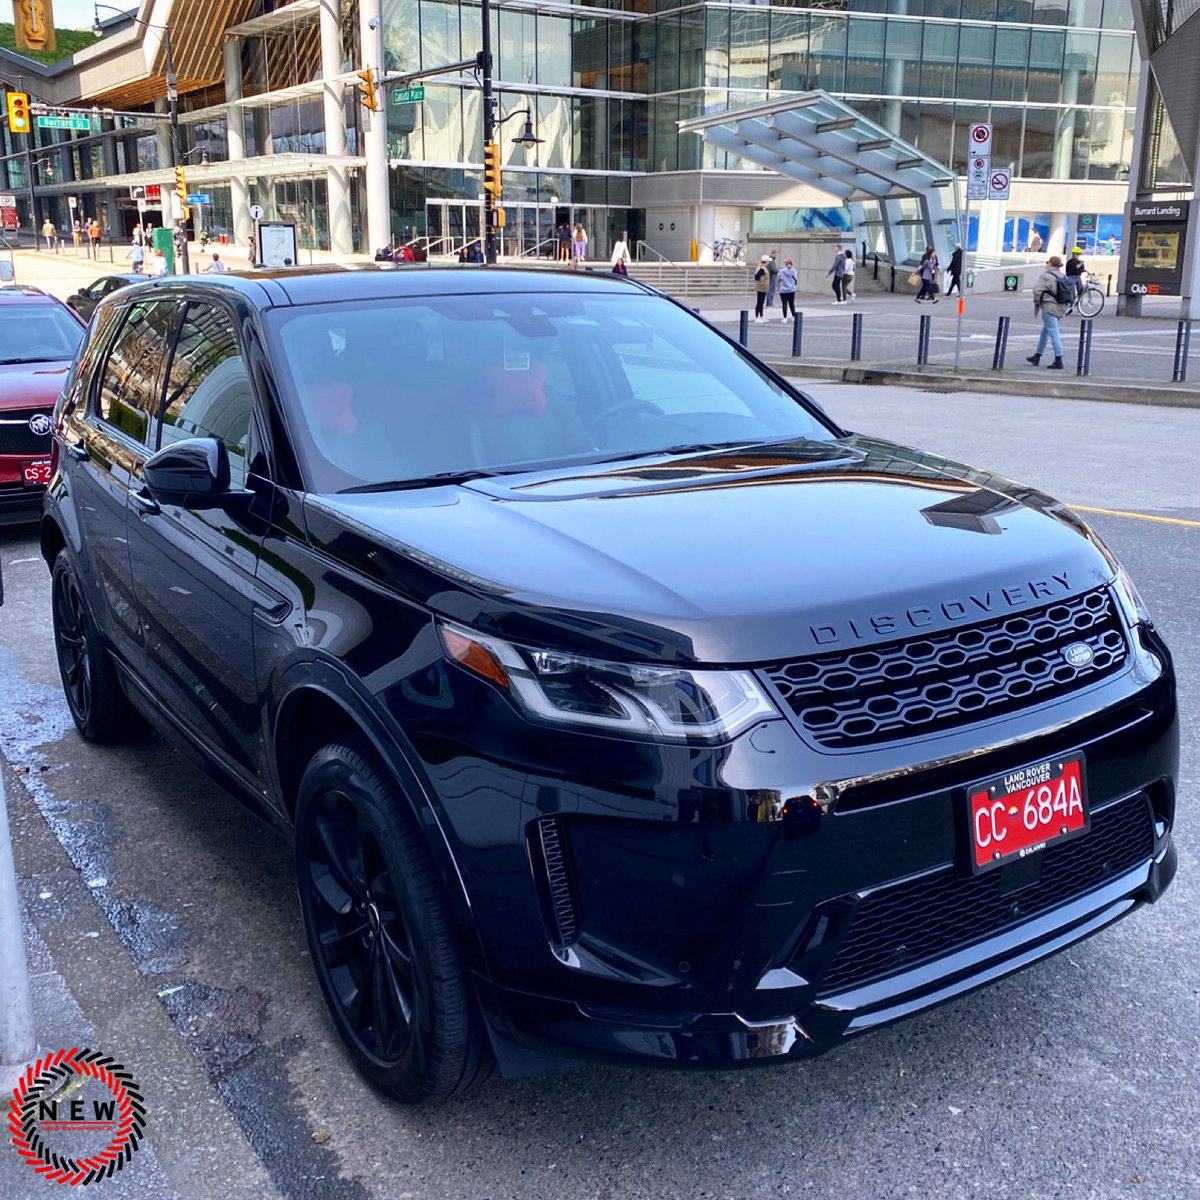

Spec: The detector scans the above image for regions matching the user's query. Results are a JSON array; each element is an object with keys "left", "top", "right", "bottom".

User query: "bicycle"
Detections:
[
  {"left": 713, "top": 237, "right": 746, "bottom": 266},
  {"left": 1069, "top": 275, "right": 1105, "bottom": 318}
]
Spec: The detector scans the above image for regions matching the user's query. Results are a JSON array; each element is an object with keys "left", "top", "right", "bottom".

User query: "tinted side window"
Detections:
[
  {"left": 160, "top": 304, "right": 254, "bottom": 487},
  {"left": 97, "top": 301, "right": 176, "bottom": 446}
]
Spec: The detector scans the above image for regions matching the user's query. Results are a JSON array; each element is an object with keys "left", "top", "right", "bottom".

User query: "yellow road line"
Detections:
[{"left": 1069, "top": 503, "right": 1200, "bottom": 529}]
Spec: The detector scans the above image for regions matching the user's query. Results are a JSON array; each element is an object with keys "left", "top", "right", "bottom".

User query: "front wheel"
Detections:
[
  {"left": 1077, "top": 285, "right": 1104, "bottom": 318},
  {"left": 294, "top": 736, "right": 494, "bottom": 1104}
]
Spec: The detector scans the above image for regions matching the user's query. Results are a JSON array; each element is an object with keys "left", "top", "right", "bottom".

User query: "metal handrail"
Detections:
[
  {"left": 635, "top": 239, "right": 669, "bottom": 264},
  {"left": 516, "top": 236, "right": 559, "bottom": 259}
]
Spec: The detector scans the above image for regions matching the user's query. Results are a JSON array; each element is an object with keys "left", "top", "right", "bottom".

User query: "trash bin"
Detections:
[{"left": 219, "top": 233, "right": 228, "bottom": 245}]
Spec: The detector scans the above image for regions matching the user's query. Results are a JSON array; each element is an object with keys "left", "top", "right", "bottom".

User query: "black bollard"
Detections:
[
  {"left": 889, "top": 264, "right": 896, "bottom": 293},
  {"left": 1172, "top": 319, "right": 1192, "bottom": 382},
  {"left": 917, "top": 313, "right": 931, "bottom": 365},
  {"left": 992, "top": 315, "right": 1011, "bottom": 369},
  {"left": 850, "top": 312, "right": 864, "bottom": 361},
  {"left": 791, "top": 313, "right": 803, "bottom": 357},
  {"left": 1076, "top": 319, "right": 1094, "bottom": 376},
  {"left": 739, "top": 310, "right": 749, "bottom": 347}
]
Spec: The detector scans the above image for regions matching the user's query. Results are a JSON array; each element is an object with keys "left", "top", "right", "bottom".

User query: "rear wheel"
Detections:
[
  {"left": 1077, "top": 284, "right": 1104, "bottom": 318},
  {"left": 50, "top": 550, "right": 138, "bottom": 742},
  {"left": 294, "top": 736, "right": 493, "bottom": 1104}
]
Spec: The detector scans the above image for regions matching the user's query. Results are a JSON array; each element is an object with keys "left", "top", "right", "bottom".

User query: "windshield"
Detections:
[
  {"left": 267, "top": 291, "right": 837, "bottom": 492},
  {"left": 0, "top": 304, "right": 84, "bottom": 365}
]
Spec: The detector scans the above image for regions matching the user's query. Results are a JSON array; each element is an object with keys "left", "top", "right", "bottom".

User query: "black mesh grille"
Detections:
[
  {"left": 764, "top": 589, "right": 1127, "bottom": 749},
  {"left": 813, "top": 793, "right": 1154, "bottom": 996},
  {"left": 537, "top": 817, "right": 578, "bottom": 946},
  {"left": 0, "top": 411, "right": 52, "bottom": 457}
]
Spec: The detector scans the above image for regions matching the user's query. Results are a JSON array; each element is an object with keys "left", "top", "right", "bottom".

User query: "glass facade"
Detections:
[{"left": 376, "top": 0, "right": 1138, "bottom": 187}]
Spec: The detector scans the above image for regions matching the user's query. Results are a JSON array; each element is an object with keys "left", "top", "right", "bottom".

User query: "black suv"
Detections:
[{"left": 42, "top": 268, "right": 1177, "bottom": 1103}]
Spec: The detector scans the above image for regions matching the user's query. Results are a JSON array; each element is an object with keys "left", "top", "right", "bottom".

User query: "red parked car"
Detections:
[{"left": 0, "top": 286, "right": 86, "bottom": 524}]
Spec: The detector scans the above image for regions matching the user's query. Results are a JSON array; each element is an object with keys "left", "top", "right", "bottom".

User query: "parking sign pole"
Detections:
[{"left": 955, "top": 190, "right": 970, "bottom": 372}]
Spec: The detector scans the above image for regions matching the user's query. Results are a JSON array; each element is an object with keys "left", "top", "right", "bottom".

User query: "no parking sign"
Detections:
[{"left": 969, "top": 122, "right": 993, "bottom": 157}]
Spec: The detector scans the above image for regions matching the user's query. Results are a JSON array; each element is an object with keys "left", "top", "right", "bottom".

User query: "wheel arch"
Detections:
[
  {"left": 40, "top": 513, "right": 66, "bottom": 570},
  {"left": 270, "top": 668, "right": 487, "bottom": 972}
]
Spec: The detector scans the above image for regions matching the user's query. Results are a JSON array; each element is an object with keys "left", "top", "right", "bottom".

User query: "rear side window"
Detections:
[
  {"left": 160, "top": 304, "right": 254, "bottom": 487},
  {"left": 97, "top": 302, "right": 177, "bottom": 447}
]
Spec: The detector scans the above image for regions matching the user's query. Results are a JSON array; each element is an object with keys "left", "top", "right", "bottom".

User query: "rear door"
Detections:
[
  {"left": 59, "top": 298, "right": 176, "bottom": 673},
  {"left": 125, "top": 298, "right": 275, "bottom": 788}
]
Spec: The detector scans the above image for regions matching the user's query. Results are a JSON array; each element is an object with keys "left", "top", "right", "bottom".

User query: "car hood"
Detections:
[
  {"left": 0, "top": 361, "right": 70, "bottom": 412},
  {"left": 304, "top": 435, "right": 1119, "bottom": 664}
]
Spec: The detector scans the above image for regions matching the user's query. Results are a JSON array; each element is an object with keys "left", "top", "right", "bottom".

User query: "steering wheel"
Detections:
[{"left": 585, "top": 399, "right": 662, "bottom": 443}]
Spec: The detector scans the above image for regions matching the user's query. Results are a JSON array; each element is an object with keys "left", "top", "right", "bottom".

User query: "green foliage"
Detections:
[{"left": 0, "top": 23, "right": 98, "bottom": 66}]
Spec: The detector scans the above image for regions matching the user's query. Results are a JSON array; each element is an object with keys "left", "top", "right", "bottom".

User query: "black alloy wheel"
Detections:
[
  {"left": 50, "top": 550, "right": 135, "bottom": 742},
  {"left": 295, "top": 736, "right": 493, "bottom": 1104}
]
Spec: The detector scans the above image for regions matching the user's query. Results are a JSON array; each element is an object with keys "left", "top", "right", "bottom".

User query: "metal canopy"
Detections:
[{"left": 679, "top": 91, "right": 961, "bottom": 265}]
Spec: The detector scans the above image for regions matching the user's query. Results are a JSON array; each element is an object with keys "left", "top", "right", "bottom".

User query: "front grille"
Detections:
[
  {"left": 813, "top": 792, "right": 1154, "bottom": 996},
  {"left": 764, "top": 588, "right": 1127, "bottom": 749},
  {"left": 0, "top": 410, "right": 52, "bottom": 457}
]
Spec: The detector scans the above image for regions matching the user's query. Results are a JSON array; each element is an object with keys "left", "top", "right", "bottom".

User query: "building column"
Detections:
[
  {"left": 1116, "top": 61, "right": 1153, "bottom": 315},
  {"left": 881, "top": 0, "right": 907, "bottom": 135},
  {"left": 223, "top": 35, "right": 253, "bottom": 249},
  {"left": 359, "top": 0, "right": 391, "bottom": 252},
  {"left": 320, "top": 0, "right": 353, "bottom": 256},
  {"left": 1047, "top": 212, "right": 1069, "bottom": 257}
]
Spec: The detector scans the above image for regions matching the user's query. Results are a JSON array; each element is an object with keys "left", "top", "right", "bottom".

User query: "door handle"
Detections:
[
  {"left": 67, "top": 440, "right": 89, "bottom": 461},
  {"left": 129, "top": 487, "right": 159, "bottom": 516}
]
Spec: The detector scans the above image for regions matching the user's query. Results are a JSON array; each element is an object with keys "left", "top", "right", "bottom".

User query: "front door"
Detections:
[{"left": 125, "top": 300, "right": 272, "bottom": 788}]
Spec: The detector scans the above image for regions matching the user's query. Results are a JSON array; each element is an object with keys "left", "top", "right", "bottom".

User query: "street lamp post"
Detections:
[{"left": 92, "top": 3, "right": 190, "bottom": 274}]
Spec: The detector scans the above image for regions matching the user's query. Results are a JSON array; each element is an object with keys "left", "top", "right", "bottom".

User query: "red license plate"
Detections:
[
  {"left": 968, "top": 757, "right": 1088, "bottom": 873},
  {"left": 21, "top": 458, "right": 53, "bottom": 486}
]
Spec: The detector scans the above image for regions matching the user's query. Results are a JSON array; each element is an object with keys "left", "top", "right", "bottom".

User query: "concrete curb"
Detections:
[{"left": 763, "top": 359, "right": 1200, "bottom": 407}]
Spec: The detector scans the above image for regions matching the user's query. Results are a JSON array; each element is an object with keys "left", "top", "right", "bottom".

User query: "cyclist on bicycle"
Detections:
[{"left": 1065, "top": 246, "right": 1087, "bottom": 301}]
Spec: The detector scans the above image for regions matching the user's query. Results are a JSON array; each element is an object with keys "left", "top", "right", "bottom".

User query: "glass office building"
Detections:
[{"left": 380, "top": 0, "right": 1140, "bottom": 258}]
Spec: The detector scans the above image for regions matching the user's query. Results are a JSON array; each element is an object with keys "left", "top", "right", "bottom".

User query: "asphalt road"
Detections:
[{"left": 0, "top": 383, "right": 1196, "bottom": 1200}]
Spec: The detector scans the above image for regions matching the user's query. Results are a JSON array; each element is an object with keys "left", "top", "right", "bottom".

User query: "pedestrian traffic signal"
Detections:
[
  {"left": 6, "top": 91, "right": 30, "bottom": 135},
  {"left": 482, "top": 141, "right": 502, "bottom": 199},
  {"left": 357, "top": 69, "right": 380, "bottom": 113}
]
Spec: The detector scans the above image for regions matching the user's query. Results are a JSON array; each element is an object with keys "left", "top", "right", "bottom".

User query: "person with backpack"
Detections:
[
  {"left": 1027, "top": 255, "right": 1071, "bottom": 370},
  {"left": 826, "top": 245, "right": 846, "bottom": 304},
  {"left": 915, "top": 246, "right": 940, "bottom": 302},
  {"left": 753, "top": 255, "right": 771, "bottom": 320}
]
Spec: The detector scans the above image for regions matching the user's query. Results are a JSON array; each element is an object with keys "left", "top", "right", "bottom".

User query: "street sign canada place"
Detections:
[
  {"left": 392, "top": 85, "right": 425, "bottom": 105},
  {"left": 37, "top": 115, "right": 90, "bottom": 131}
]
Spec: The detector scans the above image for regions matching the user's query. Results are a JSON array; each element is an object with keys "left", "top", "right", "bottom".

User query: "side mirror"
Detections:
[
  {"left": 141, "top": 437, "right": 250, "bottom": 511},
  {"left": 0, "top": 261, "right": 14, "bottom": 283}
]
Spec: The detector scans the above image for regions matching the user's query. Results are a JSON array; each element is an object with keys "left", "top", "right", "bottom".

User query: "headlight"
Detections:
[
  {"left": 438, "top": 621, "right": 779, "bottom": 742},
  {"left": 1112, "top": 563, "right": 1153, "bottom": 628}
]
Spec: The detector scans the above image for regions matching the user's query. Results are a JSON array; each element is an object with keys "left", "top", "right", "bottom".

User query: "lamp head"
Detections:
[{"left": 511, "top": 114, "right": 543, "bottom": 147}]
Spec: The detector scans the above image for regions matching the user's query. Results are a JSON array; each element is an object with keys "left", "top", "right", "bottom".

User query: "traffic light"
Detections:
[
  {"left": 6, "top": 91, "right": 30, "bottom": 135},
  {"left": 357, "top": 69, "right": 379, "bottom": 113},
  {"left": 174, "top": 165, "right": 187, "bottom": 208},
  {"left": 482, "top": 140, "right": 502, "bottom": 200}
]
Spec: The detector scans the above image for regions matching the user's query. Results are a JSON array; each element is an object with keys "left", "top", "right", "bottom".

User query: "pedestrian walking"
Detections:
[
  {"left": 127, "top": 239, "right": 145, "bottom": 273},
  {"left": 88, "top": 217, "right": 101, "bottom": 259},
  {"left": 777, "top": 257, "right": 797, "bottom": 320},
  {"left": 754, "top": 255, "right": 770, "bottom": 321},
  {"left": 206, "top": 253, "right": 227, "bottom": 273},
  {"left": 1065, "top": 246, "right": 1086, "bottom": 299},
  {"left": 766, "top": 249, "right": 779, "bottom": 308},
  {"left": 72, "top": 219, "right": 83, "bottom": 251},
  {"left": 148, "top": 249, "right": 169, "bottom": 277},
  {"left": 826, "top": 244, "right": 846, "bottom": 304},
  {"left": 1026, "top": 255, "right": 1070, "bottom": 371},
  {"left": 572, "top": 223, "right": 588, "bottom": 268},
  {"left": 946, "top": 243, "right": 964, "bottom": 295},
  {"left": 557, "top": 221, "right": 571, "bottom": 262},
  {"left": 915, "top": 247, "right": 940, "bottom": 302},
  {"left": 41, "top": 218, "right": 56, "bottom": 249},
  {"left": 841, "top": 249, "right": 856, "bottom": 303}
]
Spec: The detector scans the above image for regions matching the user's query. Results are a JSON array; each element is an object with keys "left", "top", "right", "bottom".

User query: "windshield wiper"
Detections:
[
  {"left": 0, "top": 355, "right": 65, "bottom": 365},
  {"left": 339, "top": 469, "right": 504, "bottom": 494},
  {"left": 583, "top": 436, "right": 800, "bottom": 467}
]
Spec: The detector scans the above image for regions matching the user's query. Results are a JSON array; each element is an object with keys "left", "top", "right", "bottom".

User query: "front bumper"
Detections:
[
  {"left": 383, "top": 630, "right": 1178, "bottom": 1074},
  {"left": 0, "top": 480, "right": 45, "bottom": 525}
]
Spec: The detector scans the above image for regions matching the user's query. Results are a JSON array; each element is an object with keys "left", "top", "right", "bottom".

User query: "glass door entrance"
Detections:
[{"left": 425, "top": 201, "right": 482, "bottom": 258}]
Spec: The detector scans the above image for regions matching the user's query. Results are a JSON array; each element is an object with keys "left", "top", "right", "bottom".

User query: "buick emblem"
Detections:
[
  {"left": 28, "top": 413, "right": 53, "bottom": 437},
  {"left": 1063, "top": 642, "right": 1094, "bottom": 668}
]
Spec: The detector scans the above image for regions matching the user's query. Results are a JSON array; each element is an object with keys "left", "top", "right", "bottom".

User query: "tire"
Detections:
[
  {"left": 1077, "top": 286, "right": 1104, "bottom": 318},
  {"left": 294, "top": 736, "right": 494, "bottom": 1104},
  {"left": 50, "top": 550, "right": 138, "bottom": 742}
]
